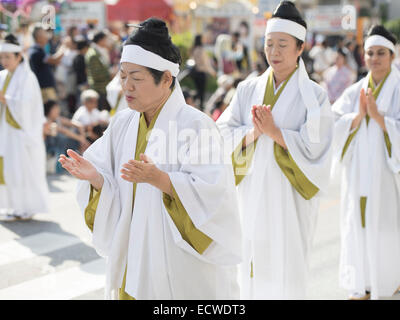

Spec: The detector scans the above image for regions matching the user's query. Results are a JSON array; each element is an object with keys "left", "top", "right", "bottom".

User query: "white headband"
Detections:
[
  {"left": 120, "top": 44, "right": 180, "bottom": 77},
  {"left": 0, "top": 42, "right": 21, "bottom": 53},
  {"left": 265, "top": 18, "right": 306, "bottom": 42},
  {"left": 364, "top": 35, "right": 395, "bottom": 52}
]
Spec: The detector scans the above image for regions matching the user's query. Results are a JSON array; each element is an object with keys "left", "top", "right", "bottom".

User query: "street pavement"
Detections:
[{"left": 0, "top": 173, "right": 399, "bottom": 300}]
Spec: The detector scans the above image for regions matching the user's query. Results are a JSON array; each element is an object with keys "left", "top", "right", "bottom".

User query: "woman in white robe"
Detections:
[
  {"left": 216, "top": 1, "right": 333, "bottom": 299},
  {"left": 332, "top": 25, "right": 400, "bottom": 300},
  {"left": 59, "top": 18, "right": 242, "bottom": 300},
  {"left": 106, "top": 72, "right": 128, "bottom": 116},
  {"left": 0, "top": 34, "right": 49, "bottom": 220}
]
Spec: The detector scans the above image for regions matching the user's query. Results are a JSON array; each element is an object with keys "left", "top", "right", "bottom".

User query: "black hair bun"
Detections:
[
  {"left": 272, "top": 1, "right": 307, "bottom": 29},
  {"left": 125, "top": 17, "right": 181, "bottom": 65},
  {"left": 367, "top": 25, "right": 397, "bottom": 45},
  {"left": 4, "top": 33, "right": 20, "bottom": 46},
  {"left": 130, "top": 18, "right": 171, "bottom": 46}
]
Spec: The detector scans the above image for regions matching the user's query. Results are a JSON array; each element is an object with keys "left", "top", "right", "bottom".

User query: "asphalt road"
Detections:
[{"left": 0, "top": 173, "right": 399, "bottom": 300}]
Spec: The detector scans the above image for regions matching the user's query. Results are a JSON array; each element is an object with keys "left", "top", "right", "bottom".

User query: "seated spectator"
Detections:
[
  {"left": 43, "top": 100, "right": 90, "bottom": 173},
  {"left": 72, "top": 89, "right": 109, "bottom": 143},
  {"left": 204, "top": 74, "right": 234, "bottom": 115},
  {"left": 211, "top": 77, "right": 242, "bottom": 121},
  {"left": 182, "top": 87, "right": 196, "bottom": 106}
]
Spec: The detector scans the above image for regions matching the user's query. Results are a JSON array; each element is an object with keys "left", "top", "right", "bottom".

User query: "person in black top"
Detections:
[
  {"left": 72, "top": 36, "right": 90, "bottom": 108},
  {"left": 28, "top": 25, "right": 65, "bottom": 103}
]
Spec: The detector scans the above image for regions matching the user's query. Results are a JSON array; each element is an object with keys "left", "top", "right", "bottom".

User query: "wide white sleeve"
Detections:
[
  {"left": 5, "top": 73, "right": 45, "bottom": 146},
  {"left": 167, "top": 118, "right": 242, "bottom": 266},
  {"left": 383, "top": 87, "right": 400, "bottom": 173},
  {"left": 216, "top": 81, "right": 253, "bottom": 155},
  {"left": 76, "top": 117, "right": 121, "bottom": 258},
  {"left": 331, "top": 85, "right": 359, "bottom": 162},
  {"left": 281, "top": 85, "right": 334, "bottom": 192}
]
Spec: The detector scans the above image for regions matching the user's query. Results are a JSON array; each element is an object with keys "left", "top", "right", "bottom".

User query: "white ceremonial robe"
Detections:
[
  {"left": 332, "top": 68, "right": 400, "bottom": 299},
  {"left": 106, "top": 73, "right": 128, "bottom": 114},
  {"left": 0, "top": 62, "right": 49, "bottom": 214},
  {"left": 217, "top": 66, "right": 333, "bottom": 299},
  {"left": 76, "top": 84, "right": 242, "bottom": 300}
]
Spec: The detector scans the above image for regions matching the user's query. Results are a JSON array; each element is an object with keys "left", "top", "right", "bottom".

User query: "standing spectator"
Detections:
[
  {"left": 309, "top": 35, "right": 331, "bottom": 82},
  {"left": 72, "top": 36, "right": 90, "bottom": 108},
  {"left": 29, "top": 25, "right": 65, "bottom": 103},
  {"left": 238, "top": 21, "right": 251, "bottom": 74},
  {"left": 344, "top": 40, "right": 358, "bottom": 73},
  {"left": 232, "top": 31, "right": 249, "bottom": 75},
  {"left": 15, "top": 22, "right": 32, "bottom": 54},
  {"left": 55, "top": 35, "right": 78, "bottom": 115},
  {"left": 322, "top": 49, "right": 355, "bottom": 104},
  {"left": 85, "top": 31, "right": 111, "bottom": 111},
  {"left": 190, "top": 35, "right": 216, "bottom": 111},
  {"left": 214, "top": 34, "right": 243, "bottom": 77}
]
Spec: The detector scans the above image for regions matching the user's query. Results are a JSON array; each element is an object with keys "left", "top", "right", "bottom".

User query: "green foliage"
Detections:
[
  {"left": 385, "top": 19, "right": 400, "bottom": 41},
  {"left": 171, "top": 32, "right": 217, "bottom": 93},
  {"left": 171, "top": 32, "right": 194, "bottom": 67},
  {"left": 180, "top": 73, "right": 218, "bottom": 93}
]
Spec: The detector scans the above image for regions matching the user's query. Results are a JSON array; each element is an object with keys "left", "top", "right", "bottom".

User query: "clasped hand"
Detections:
[
  {"left": 359, "top": 88, "right": 380, "bottom": 120},
  {"left": 251, "top": 104, "right": 279, "bottom": 138},
  {"left": 120, "top": 154, "right": 161, "bottom": 185}
]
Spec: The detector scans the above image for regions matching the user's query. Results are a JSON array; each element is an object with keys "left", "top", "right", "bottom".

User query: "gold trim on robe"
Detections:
[
  {"left": 232, "top": 67, "right": 319, "bottom": 200},
  {"left": 340, "top": 70, "right": 391, "bottom": 228},
  {"left": 84, "top": 92, "right": 214, "bottom": 299},
  {"left": 0, "top": 72, "right": 21, "bottom": 129},
  {"left": 0, "top": 157, "right": 5, "bottom": 185}
]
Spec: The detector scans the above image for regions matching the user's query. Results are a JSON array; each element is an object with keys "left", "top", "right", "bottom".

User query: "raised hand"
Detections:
[
  {"left": 58, "top": 149, "right": 103, "bottom": 190},
  {"left": 351, "top": 89, "right": 368, "bottom": 130},
  {"left": 252, "top": 104, "right": 277, "bottom": 137},
  {"left": 365, "top": 87, "right": 379, "bottom": 120},
  {"left": 359, "top": 88, "right": 368, "bottom": 118},
  {"left": 120, "top": 153, "right": 159, "bottom": 184}
]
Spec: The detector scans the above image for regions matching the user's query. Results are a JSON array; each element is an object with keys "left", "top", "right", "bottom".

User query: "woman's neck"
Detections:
[
  {"left": 273, "top": 65, "right": 297, "bottom": 88},
  {"left": 7, "top": 65, "right": 17, "bottom": 74},
  {"left": 371, "top": 68, "right": 391, "bottom": 86},
  {"left": 143, "top": 90, "right": 171, "bottom": 126}
]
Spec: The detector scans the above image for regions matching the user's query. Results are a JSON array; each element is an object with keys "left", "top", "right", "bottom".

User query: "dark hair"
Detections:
[
  {"left": 44, "top": 100, "right": 58, "bottom": 117},
  {"left": 182, "top": 88, "right": 193, "bottom": 100},
  {"left": 232, "top": 32, "right": 240, "bottom": 39},
  {"left": 272, "top": 1, "right": 307, "bottom": 49},
  {"left": 32, "top": 25, "right": 44, "bottom": 42},
  {"left": 193, "top": 35, "right": 202, "bottom": 48},
  {"left": 76, "top": 39, "right": 90, "bottom": 50},
  {"left": 124, "top": 17, "right": 182, "bottom": 89},
  {"left": 240, "top": 21, "right": 249, "bottom": 31},
  {"left": 367, "top": 25, "right": 397, "bottom": 54},
  {"left": 337, "top": 48, "right": 347, "bottom": 58},
  {"left": 4, "top": 33, "right": 24, "bottom": 61},
  {"left": 93, "top": 31, "right": 106, "bottom": 44}
]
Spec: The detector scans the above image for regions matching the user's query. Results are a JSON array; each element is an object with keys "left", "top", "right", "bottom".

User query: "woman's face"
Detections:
[
  {"left": 365, "top": 45, "right": 393, "bottom": 75},
  {"left": 120, "top": 62, "right": 172, "bottom": 113},
  {"left": 336, "top": 53, "right": 345, "bottom": 68},
  {"left": 0, "top": 52, "right": 21, "bottom": 72},
  {"left": 264, "top": 32, "right": 304, "bottom": 75},
  {"left": 48, "top": 104, "right": 60, "bottom": 120}
]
